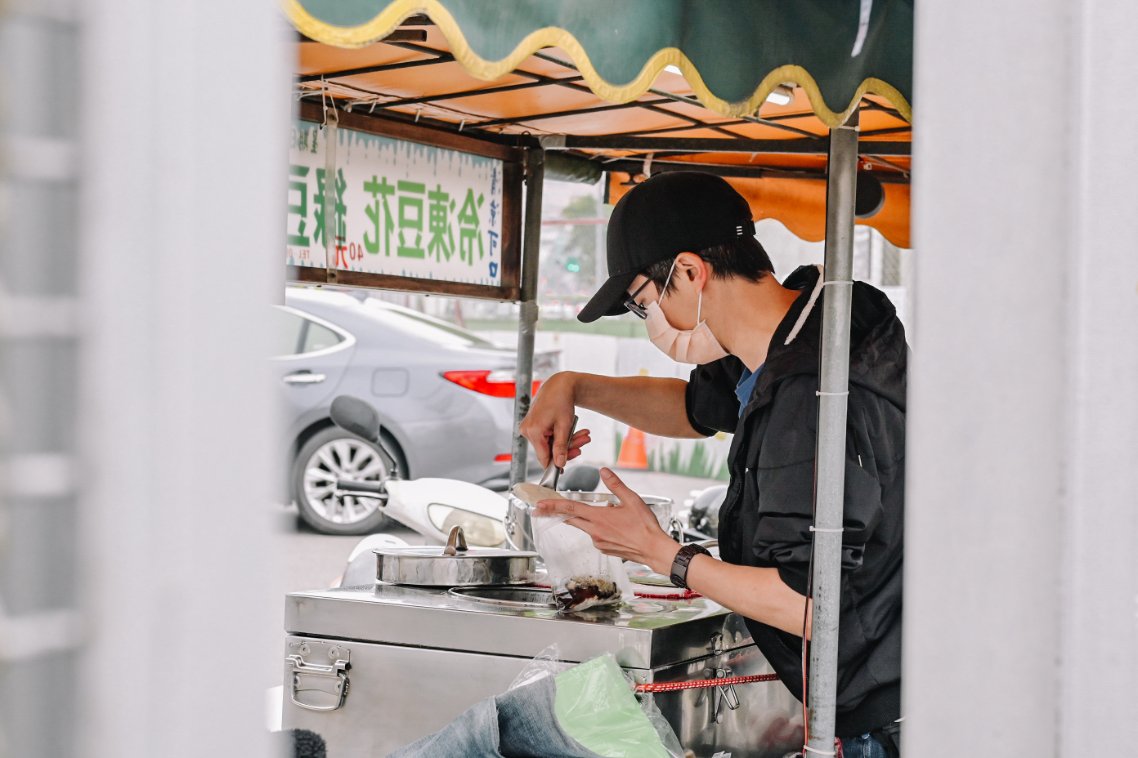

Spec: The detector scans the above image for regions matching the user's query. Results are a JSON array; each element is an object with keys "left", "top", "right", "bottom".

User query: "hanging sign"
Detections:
[{"left": 287, "top": 109, "right": 521, "bottom": 298}]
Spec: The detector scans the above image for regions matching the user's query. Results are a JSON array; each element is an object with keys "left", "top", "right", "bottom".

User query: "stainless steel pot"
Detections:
[
  {"left": 505, "top": 491, "right": 674, "bottom": 552},
  {"left": 375, "top": 526, "right": 537, "bottom": 587}
]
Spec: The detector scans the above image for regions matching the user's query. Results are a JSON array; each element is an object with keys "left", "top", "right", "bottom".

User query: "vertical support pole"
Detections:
[
  {"left": 594, "top": 179, "right": 607, "bottom": 287},
  {"left": 806, "top": 108, "right": 859, "bottom": 754},
  {"left": 323, "top": 108, "right": 338, "bottom": 278},
  {"left": 509, "top": 148, "right": 545, "bottom": 486}
]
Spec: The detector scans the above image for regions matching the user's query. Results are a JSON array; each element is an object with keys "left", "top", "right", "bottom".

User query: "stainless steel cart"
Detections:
[{"left": 282, "top": 583, "right": 803, "bottom": 756}]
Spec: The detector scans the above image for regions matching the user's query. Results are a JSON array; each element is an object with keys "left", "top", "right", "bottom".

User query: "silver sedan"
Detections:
[{"left": 274, "top": 288, "right": 553, "bottom": 534}]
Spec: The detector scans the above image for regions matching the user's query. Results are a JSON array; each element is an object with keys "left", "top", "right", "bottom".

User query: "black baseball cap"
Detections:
[{"left": 577, "top": 171, "right": 756, "bottom": 323}]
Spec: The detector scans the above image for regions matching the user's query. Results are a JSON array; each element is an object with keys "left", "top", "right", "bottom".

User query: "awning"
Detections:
[
  {"left": 287, "top": 0, "right": 911, "bottom": 126},
  {"left": 287, "top": 0, "right": 913, "bottom": 247}
]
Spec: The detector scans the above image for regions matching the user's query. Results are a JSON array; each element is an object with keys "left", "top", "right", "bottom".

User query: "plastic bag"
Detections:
[
  {"left": 532, "top": 508, "right": 628, "bottom": 611},
  {"left": 509, "top": 649, "right": 683, "bottom": 758},
  {"left": 553, "top": 655, "right": 681, "bottom": 758},
  {"left": 639, "top": 690, "right": 686, "bottom": 758},
  {"left": 507, "top": 643, "right": 565, "bottom": 691}
]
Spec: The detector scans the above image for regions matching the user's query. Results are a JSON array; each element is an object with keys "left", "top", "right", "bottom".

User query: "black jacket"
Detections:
[{"left": 685, "top": 265, "right": 906, "bottom": 737}]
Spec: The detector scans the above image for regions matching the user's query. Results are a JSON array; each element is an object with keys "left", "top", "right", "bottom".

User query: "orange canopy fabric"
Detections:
[{"left": 607, "top": 172, "right": 910, "bottom": 249}]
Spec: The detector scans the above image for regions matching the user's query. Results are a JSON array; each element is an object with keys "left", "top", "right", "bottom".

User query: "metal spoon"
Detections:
[{"left": 537, "top": 415, "right": 577, "bottom": 490}]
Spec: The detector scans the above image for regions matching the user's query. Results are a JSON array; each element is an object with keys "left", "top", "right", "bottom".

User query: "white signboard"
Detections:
[{"left": 287, "top": 120, "right": 505, "bottom": 287}]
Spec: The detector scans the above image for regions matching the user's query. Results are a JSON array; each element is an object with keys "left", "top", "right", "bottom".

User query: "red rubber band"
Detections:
[{"left": 634, "top": 673, "right": 780, "bottom": 693}]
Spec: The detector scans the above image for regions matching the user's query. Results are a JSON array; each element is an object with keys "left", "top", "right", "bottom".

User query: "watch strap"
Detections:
[{"left": 669, "top": 543, "right": 711, "bottom": 589}]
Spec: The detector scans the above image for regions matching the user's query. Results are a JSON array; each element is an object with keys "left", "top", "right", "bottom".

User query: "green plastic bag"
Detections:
[{"left": 553, "top": 655, "right": 675, "bottom": 758}]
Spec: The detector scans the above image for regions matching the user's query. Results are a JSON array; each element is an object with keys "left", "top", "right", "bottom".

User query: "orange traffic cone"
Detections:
[{"left": 616, "top": 426, "right": 649, "bottom": 470}]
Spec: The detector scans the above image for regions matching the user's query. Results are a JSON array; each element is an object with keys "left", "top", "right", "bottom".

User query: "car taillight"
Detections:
[{"left": 441, "top": 370, "right": 542, "bottom": 398}]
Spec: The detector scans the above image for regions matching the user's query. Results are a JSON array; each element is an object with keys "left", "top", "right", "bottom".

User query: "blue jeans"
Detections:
[
  {"left": 840, "top": 732, "right": 890, "bottom": 758},
  {"left": 387, "top": 675, "right": 599, "bottom": 758}
]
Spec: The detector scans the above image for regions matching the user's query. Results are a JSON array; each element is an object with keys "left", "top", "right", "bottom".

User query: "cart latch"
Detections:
[
  {"left": 286, "top": 640, "right": 351, "bottom": 712},
  {"left": 711, "top": 667, "right": 741, "bottom": 724}
]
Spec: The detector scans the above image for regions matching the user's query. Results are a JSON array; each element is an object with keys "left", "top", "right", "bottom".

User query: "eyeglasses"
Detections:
[
  {"left": 623, "top": 259, "right": 679, "bottom": 320},
  {"left": 622, "top": 277, "right": 654, "bottom": 320}
]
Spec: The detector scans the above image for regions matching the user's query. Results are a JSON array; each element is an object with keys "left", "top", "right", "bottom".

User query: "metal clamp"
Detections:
[
  {"left": 710, "top": 667, "right": 741, "bottom": 724},
  {"left": 667, "top": 516, "right": 684, "bottom": 543},
  {"left": 287, "top": 642, "right": 351, "bottom": 712}
]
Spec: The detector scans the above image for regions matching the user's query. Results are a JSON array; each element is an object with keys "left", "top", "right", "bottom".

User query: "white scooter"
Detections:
[
  {"left": 328, "top": 395, "right": 514, "bottom": 546},
  {"left": 328, "top": 394, "right": 602, "bottom": 586}
]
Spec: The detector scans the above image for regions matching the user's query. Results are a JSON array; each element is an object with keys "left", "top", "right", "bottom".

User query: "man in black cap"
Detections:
[{"left": 521, "top": 171, "right": 905, "bottom": 756}]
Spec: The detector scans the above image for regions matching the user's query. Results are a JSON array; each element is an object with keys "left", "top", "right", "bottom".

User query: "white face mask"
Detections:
[{"left": 643, "top": 262, "right": 729, "bottom": 365}]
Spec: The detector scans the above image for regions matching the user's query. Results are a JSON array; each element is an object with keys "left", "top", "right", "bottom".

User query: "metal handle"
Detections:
[
  {"left": 287, "top": 654, "right": 349, "bottom": 712},
  {"left": 335, "top": 479, "right": 388, "bottom": 503},
  {"left": 283, "top": 371, "right": 326, "bottom": 385},
  {"left": 443, "top": 525, "right": 468, "bottom": 556},
  {"left": 538, "top": 415, "right": 578, "bottom": 489}
]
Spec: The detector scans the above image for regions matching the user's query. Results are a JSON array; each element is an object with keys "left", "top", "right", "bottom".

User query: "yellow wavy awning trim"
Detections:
[{"left": 286, "top": 0, "right": 912, "bottom": 127}]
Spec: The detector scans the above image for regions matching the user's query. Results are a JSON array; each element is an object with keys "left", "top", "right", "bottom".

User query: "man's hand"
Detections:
[
  {"left": 520, "top": 372, "right": 591, "bottom": 468},
  {"left": 534, "top": 467, "right": 679, "bottom": 573},
  {"left": 539, "top": 469, "right": 813, "bottom": 639}
]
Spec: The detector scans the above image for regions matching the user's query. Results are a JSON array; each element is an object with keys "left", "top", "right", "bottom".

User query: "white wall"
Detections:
[
  {"left": 77, "top": 2, "right": 288, "bottom": 756},
  {"left": 907, "top": 2, "right": 1138, "bottom": 755}
]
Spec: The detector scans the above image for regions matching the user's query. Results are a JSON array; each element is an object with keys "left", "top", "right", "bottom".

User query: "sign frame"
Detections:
[{"left": 289, "top": 101, "right": 525, "bottom": 301}]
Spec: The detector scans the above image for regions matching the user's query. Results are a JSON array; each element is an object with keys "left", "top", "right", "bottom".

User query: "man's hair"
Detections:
[{"left": 644, "top": 236, "right": 775, "bottom": 295}]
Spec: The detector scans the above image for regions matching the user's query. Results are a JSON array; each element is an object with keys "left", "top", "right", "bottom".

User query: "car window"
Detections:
[
  {"left": 272, "top": 308, "right": 307, "bottom": 356},
  {"left": 273, "top": 307, "right": 346, "bottom": 356},
  {"left": 365, "top": 300, "right": 499, "bottom": 349},
  {"left": 300, "top": 321, "right": 343, "bottom": 354}
]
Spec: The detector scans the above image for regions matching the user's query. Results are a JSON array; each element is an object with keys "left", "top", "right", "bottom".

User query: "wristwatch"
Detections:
[{"left": 669, "top": 543, "right": 711, "bottom": 589}]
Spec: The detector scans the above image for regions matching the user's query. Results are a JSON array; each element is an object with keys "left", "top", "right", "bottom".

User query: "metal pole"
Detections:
[
  {"left": 594, "top": 179, "right": 606, "bottom": 287},
  {"left": 806, "top": 109, "right": 859, "bottom": 754},
  {"left": 509, "top": 148, "right": 545, "bottom": 486},
  {"left": 322, "top": 108, "right": 338, "bottom": 274}
]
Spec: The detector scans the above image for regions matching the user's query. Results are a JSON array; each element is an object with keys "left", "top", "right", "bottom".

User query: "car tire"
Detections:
[{"left": 291, "top": 425, "right": 405, "bottom": 535}]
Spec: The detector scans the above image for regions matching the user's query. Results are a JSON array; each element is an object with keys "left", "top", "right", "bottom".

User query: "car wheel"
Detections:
[{"left": 291, "top": 425, "right": 403, "bottom": 535}]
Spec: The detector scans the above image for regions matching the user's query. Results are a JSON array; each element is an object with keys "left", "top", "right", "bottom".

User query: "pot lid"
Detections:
[{"left": 374, "top": 546, "right": 536, "bottom": 559}]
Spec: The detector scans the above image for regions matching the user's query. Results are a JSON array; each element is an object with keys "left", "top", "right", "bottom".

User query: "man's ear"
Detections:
[{"left": 675, "top": 252, "right": 709, "bottom": 287}]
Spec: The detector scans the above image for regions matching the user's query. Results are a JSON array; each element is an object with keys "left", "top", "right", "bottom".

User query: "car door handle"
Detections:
[{"left": 283, "top": 371, "right": 326, "bottom": 385}]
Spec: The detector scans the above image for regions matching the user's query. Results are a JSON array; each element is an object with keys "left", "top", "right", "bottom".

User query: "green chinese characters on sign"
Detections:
[
  {"left": 363, "top": 174, "right": 395, "bottom": 256},
  {"left": 457, "top": 188, "right": 485, "bottom": 266},
  {"left": 426, "top": 184, "right": 456, "bottom": 262},
  {"left": 314, "top": 167, "right": 347, "bottom": 251},
  {"left": 287, "top": 165, "right": 310, "bottom": 247},
  {"left": 397, "top": 180, "right": 425, "bottom": 259}
]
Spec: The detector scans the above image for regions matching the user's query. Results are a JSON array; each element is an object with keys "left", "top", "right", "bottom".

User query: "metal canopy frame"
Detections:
[{"left": 295, "top": 31, "right": 912, "bottom": 185}]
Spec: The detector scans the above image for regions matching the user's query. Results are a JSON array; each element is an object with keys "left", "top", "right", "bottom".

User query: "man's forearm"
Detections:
[
  {"left": 570, "top": 373, "right": 704, "bottom": 439},
  {"left": 648, "top": 547, "right": 812, "bottom": 638}
]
